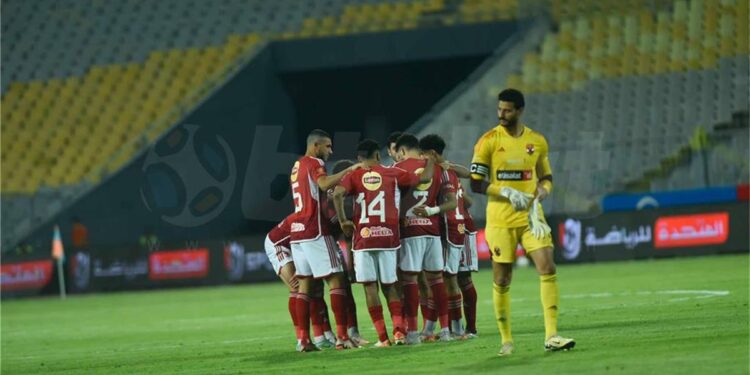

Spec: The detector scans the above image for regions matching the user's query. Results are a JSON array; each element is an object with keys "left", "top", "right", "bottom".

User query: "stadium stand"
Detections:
[
  {"left": 411, "top": 0, "right": 749, "bottom": 215},
  {"left": 1, "top": 0, "right": 748, "bottom": 245}
]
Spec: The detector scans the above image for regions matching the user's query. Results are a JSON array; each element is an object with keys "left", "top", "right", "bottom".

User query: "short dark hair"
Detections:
[
  {"left": 394, "top": 133, "right": 419, "bottom": 151},
  {"left": 356, "top": 139, "right": 380, "bottom": 159},
  {"left": 497, "top": 88, "right": 525, "bottom": 109},
  {"left": 332, "top": 159, "right": 354, "bottom": 174},
  {"left": 419, "top": 134, "right": 446, "bottom": 156},
  {"left": 387, "top": 131, "right": 403, "bottom": 146},
  {"left": 307, "top": 129, "right": 331, "bottom": 145}
]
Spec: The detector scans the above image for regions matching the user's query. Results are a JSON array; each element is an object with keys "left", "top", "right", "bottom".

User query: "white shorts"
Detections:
[
  {"left": 264, "top": 236, "right": 293, "bottom": 275},
  {"left": 458, "top": 232, "right": 479, "bottom": 273},
  {"left": 399, "top": 236, "right": 443, "bottom": 273},
  {"left": 291, "top": 235, "right": 343, "bottom": 278},
  {"left": 443, "top": 242, "right": 463, "bottom": 275},
  {"left": 353, "top": 250, "right": 398, "bottom": 284}
]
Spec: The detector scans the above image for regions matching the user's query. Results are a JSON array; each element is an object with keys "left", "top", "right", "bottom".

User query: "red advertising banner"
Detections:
[
  {"left": 476, "top": 229, "right": 491, "bottom": 260},
  {"left": 654, "top": 212, "right": 729, "bottom": 248},
  {"left": 149, "top": 249, "right": 209, "bottom": 280},
  {"left": 1, "top": 260, "right": 54, "bottom": 291}
]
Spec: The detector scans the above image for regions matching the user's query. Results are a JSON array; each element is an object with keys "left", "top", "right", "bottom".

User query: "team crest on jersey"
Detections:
[
  {"left": 526, "top": 144, "right": 535, "bottom": 155},
  {"left": 361, "top": 226, "right": 394, "bottom": 238},
  {"left": 362, "top": 171, "right": 383, "bottom": 191},
  {"left": 414, "top": 168, "right": 432, "bottom": 190},
  {"left": 290, "top": 161, "right": 300, "bottom": 182}
]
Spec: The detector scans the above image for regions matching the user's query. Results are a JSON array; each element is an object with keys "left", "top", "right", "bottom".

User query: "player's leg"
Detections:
[
  {"left": 443, "top": 242, "right": 465, "bottom": 338},
  {"left": 278, "top": 262, "right": 301, "bottom": 341},
  {"left": 486, "top": 227, "right": 519, "bottom": 356},
  {"left": 524, "top": 236, "right": 575, "bottom": 351},
  {"left": 310, "top": 280, "right": 335, "bottom": 348},
  {"left": 458, "top": 232, "right": 479, "bottom": 338},
  {"left": 354, "top": 250, "right": 389, "bottom": 347},
  {"left": 379, "top": 250, "right": 404, "bottom": 344},
  {"left": 337, "top": 243, "right": 365, "bottom": 343},
  {"left": 398, "top": 237, "right": 426, "bottom": 344},
  {"left": 423, "top": 237, "right": 450, "bottom": 341},
  {"left": 305, "top": 235, "right": 355, "bottom": 348},
  {"left": 457, "top": 272, "right": 477, "bottom": 337},
  {"left": 417, "top": 271, "right": 436, "bottom": 340},
  {"left": 291, "top": 243, "right": 318, "bottom": 352}
]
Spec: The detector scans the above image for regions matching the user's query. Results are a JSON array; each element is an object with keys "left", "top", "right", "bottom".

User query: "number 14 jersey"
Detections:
[{"left": 339, "top": 165, "right": 420, "bottom": 251}]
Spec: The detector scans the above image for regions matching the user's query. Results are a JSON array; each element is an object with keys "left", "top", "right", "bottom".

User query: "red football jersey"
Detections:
[
  {"left": 340, "top": 165, "right": 420, "bottom": 251},
  {"left": 441, "top": 170, "right": 466, "bottom": 247},
  {"left": 268, "top": 216, "right": 291, "bottom": 248},
  {"left": 393, "top": 158, "right": 455, "bottom": 238},
  {"left": 289, "top": 156, "right": 331, "bottom": 242}
]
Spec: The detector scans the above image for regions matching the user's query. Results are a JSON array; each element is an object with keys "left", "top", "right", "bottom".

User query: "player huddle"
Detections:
[{"left": 264, "top": 88, "right": 575, "bottom": 355}]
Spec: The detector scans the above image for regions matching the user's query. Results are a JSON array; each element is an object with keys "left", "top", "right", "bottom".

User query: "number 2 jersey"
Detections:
[
  {"left": 289, "top": 156, "right": 332, "bottom": 242},
  {"left": 441, "top": 173, "right": 467, "bottom": 247},
  {"left": 339, "top": 165, "right": 420, "bottom": 251},
  {"left": 393, "top": 158, "right": 455, "bottom": 239}
]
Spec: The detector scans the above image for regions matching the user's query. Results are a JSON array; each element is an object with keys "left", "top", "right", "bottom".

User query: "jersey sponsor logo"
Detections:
[
  {"left": 414, "top": 168, "right": 432, "bottom": 190},
  {"left": 470, "top": 163, "right": 489, "bottom": 177},
  {"left": 360, "top": 226, "right": 394, "bottom": 238},
  {"left": 496, "top": 170, "right": 533, "bottom": 181},
  {"left": 405, "top": 216, "right": 432, "bottom": 226},
  {"left": 290, "top": 161, "right": 300, "bottom": 182},
  {"left": 291, "top": 222, "right": 306, "bottom": 232},
  {"left": 654, "top": 212, "right": 729, "bottom": 248},
  {"left": 526, "top": 144, "right": 535, "bottom": 155},
  {"left": 458, "top": 223, "right": 465, "bottom": 234},
  {"left": 362, "top": 171, "right": 383, "bottom": 191}
]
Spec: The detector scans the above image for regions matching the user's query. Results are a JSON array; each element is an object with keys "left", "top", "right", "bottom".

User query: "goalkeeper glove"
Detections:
[
  {"left": 528, "top": 198, "right": 551, "bottom": 239},
  {"left": 500, "top": 187, "right": 535, "bottom": 211}
]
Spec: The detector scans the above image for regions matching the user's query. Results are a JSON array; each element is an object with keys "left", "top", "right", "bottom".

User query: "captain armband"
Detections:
[{"left": 470, "top": 163, "right": 490, "bottom": 178}]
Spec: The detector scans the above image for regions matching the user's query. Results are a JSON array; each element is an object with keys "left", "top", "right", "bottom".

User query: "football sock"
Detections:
[
  {"left": 387, "top": 300, "right": 404, "bottom": 334},
  {"left": 460, "top": 281, "right": 478, "bottom": 334},
  {"left": 289, "top": 292, "right": 299, "bottom": 339},
  {"left": 401, "top": 280, "right": 420, "bottom": 333},
  {"left": 540, "top": 274, "right": 559, "bottom": 339},
  {"left": 295, "top": 293, "right": 311, "bottom": 343},
  {"left": 310, "top": 296, "right": 325, "bottom": 338},
  {"left": 368, "top": 305, "right": 389, "bottom": 343},
  {"left": 429, "top": 278, "right": 449, "bottom": 329},
  {"left": 448, "top": 294, "right": 463, "bottom": 334},
  {"left": 329, "top": 288, "right": 350, "bottom": 340},
  {"left": 345, "top": 283, "right": 358, "bottom": 330},
  {"left": 492, "top": 283, "right": 513, "bottom": 344}
]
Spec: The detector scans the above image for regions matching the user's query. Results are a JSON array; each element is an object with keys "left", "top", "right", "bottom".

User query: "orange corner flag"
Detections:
[{"left": 52, "top": 225, "right": 65, "bottom": 260}]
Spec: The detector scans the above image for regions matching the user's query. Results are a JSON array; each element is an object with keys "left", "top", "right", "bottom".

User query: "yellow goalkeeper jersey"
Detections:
[{"left": 470, "top": 124, "right": 552, "bottom": 228}]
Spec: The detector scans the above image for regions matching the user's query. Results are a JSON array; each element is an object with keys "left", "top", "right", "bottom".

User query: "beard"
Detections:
[{"left": 499, "top": 117, "right": 517, "bottom": 127}]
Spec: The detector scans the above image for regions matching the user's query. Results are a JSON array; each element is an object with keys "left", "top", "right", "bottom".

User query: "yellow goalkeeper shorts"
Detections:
[{"left": 485, "top": 225, "right": 553, "bottom": 264}]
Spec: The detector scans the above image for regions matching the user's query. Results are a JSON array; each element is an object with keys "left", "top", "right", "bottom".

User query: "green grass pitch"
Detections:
[{"left": 2, "top": 254, "right": 748, "bottom": 374}]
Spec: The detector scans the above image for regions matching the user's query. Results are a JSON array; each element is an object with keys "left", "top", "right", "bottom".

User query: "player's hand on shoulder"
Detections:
[
  {"left": 340, "top": 220, "right": 355, "bottom": 237},
  {"left": 349, "top": 163, "right": 365, "bottom": 172},
  {"left": 413, "top": 205, "right": 429, "bottom": 217}
]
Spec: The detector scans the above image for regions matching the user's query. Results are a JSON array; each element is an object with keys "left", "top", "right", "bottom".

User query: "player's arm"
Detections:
[
  {"left": 317, "top": 163, "right": 362, "bottom": 192},
  {"left": 442, "top": 161, "right": 471, "bottom": 179},
  {"left": 535, "top": 137, "right": 553, "bottom": 201},
  {"left": 463, "top": 190, "right": 474, "bottom": 209},
  {"left": 469, "top": 133, "right": 495, "bottom": 195},
  {"left": 332, "top": 185, "right": 355, "bottom": 237}
]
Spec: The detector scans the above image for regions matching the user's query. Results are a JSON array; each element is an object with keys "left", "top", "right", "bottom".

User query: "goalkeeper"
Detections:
[{"left": 470, "top": 89, "right": 575, "bottom": 356}]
